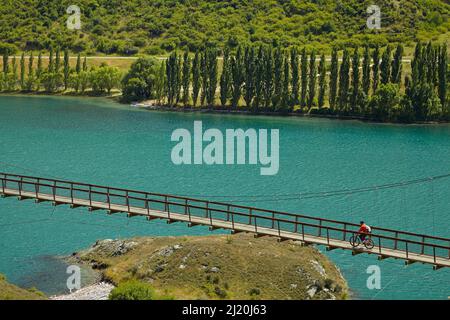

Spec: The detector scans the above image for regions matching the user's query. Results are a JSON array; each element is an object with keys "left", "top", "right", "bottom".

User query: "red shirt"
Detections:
[{"left": 359, "top": 224, "right": 370, "bottom": 233}]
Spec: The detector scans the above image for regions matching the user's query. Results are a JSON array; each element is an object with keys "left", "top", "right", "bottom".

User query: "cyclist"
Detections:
[{"left": 358, "top": 221, "right": 372, "bottom": 244}]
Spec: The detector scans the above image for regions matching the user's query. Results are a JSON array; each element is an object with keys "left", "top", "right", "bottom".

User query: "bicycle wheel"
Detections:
[
  {"left": 364, "top": 238, "right": 375, "bottom": 249},
  {"left": 349, "top": 235, "right": 360, "bottom": 247}
]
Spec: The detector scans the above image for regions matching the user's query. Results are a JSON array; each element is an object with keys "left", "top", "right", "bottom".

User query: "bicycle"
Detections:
[{"left": 349, "top": 233, "right": 374, "bottom": 249}]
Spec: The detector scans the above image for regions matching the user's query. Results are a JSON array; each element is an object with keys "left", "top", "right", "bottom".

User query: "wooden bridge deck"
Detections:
[{"left": 2, "top": 183, "right": 449, "bottom": 269}]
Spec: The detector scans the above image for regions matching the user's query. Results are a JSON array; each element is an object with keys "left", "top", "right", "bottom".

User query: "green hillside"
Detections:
[{"left": 0, "top": 0, "right": 449, "bottom": 55}]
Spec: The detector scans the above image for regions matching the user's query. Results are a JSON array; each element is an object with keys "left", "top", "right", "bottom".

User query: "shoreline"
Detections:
[{"left": 1, "top": 92, "right": 448, "bottom": 126}]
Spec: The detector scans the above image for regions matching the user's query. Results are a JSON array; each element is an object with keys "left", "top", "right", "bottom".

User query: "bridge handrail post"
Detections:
[
  {"left": 164, "top": 195, "right": 169, "bottom": 213},
  {"left": 1, "top": 173, "right": 5, "bottom": 194},
  {"left": 294, "top": 216, "right": 298, "bottom": 233},
  {"left": 107, "top": 187, "right": 111, "bottom": 210},
  {"left": 187, "top": 200, "right": 192, "bottom": 223},
  {"left": 231, "top": 212, "right": 235, "bottom": 230},
  {"left": 421, "top": 236, "right": 425, "bottom": 255},
  {"left": 226, "top": 205, "right": 230, "bottom": 222},
  {"left": 254, "top": 216, "right": 257, "bottom": 233},
  {"left": 318, "top": 219, "right": 322, "bottom": 237},
  {"left": 53, "top": 180, "right": 56, "bottom": 202},
  {"left": 145, "top": 194, "right": 150, "bottom": 215},
  {"left": 394, "top": 231, "right": 398, "bottom": 250},
  {"left": 405, "top": 241, "right": 409, "bottom": 260},
  {"left": 88, "top": 185, "right": 92, "bottom": 207},
  {"left": 433, "top": 246, "right": 436, "bottom": 264},
  {"left": 271, "top": 212, "right": 275, "bottom": 229},
  {"left": 302, "top": 224, "right": 305, "bottom": 241},
  {"left": 326, "top": 228, "right": 330, "bottom": 245},
  {"left": 71, "top": 183, "right": 74, "bottom": 205},
  {"left": 277, "top": 220, "right": 281, "bottom": 237},
  {"left": 19, "top": 176, "right": 23, "bottom": 197},
  {"left": 126, "top": 191, "right": 130, "bottom": 212},
  {"left": 208, "top": 202, "right": 213, "bottom": 226},
  {"left": 35, "top": 178, "right": 40, "bottom": 198},
  {"left": 248, "top": 208, "right": 252, "bottom": 225}
]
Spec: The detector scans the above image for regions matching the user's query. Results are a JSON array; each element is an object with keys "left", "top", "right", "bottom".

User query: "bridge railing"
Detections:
[{"left": 1, "top": 172, "right": 449, "bottom": 265}]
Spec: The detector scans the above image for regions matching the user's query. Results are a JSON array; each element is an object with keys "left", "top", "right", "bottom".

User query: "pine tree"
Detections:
[
  {"left": 307, "top": 50, "right": 316, "bottom": 109},
  {"left": 220, "top": 48, "right": 231, "bottom": 108},
  {"left": 244, "top": 46, "right": 256, "bottom": 108},
  {"left": 192, "top": 51, "right": 201, "bottom": 107},
  {"left": 262, "top": 46, "right": 273, "bottom": 109},
  {"left": 380, "top": 45, "right": 392, "bottom": 85},
  {"left": 63, "top": 49, "right": 70, "bottom": 90},
  {"left": 372, "top": 45, "right": 380, "bottom": 92},
  {"left": 318, "top": 54, "right": 327, "bottom": 109},
  {"left": 362, "top": 45, "right": 371, "bottom": 96},
  {"left": 290, "top": 47, "right": 299, "bottom": 107},
  {"left": 391, "top": 44, "right": 403, "bottom": 85},
  {"left": 329, "top": 47, "right": 338, "bottom": 111},
  {"left": 338, "top": 49, "right": 350, "bottom": 112},
  {"left": 350, "top": 47, "right": 360, "bottom": 113},
  {"left": 300, "top": 48, "right": 308, "bottom": 107},
  {"left": 182, "top": 50, "right": 191, "bottom": 107},
  {"left": 20, "top": 52, "right": 25, "bottom": 90}
]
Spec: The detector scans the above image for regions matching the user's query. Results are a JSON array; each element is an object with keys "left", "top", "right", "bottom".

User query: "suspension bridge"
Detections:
[{"left": 0, "top": 172, "right": 449, "bottom": 270}]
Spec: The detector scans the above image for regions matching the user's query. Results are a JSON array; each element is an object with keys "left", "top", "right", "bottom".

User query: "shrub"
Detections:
[{"left": 109, "top": 280, "right": 156, "bottom": 300}]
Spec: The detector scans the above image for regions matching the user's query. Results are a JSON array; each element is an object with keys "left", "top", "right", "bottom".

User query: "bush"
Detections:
[{"left": 109, "top": 280, "right": 156, "bottom": 300}]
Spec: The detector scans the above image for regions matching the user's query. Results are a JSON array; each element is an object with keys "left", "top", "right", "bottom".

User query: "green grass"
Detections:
[
  {"left": 76, "top": 234, "right": 349, "bottom": 300},
  {"left": 0, "top": 274, "right": 47, "bottom": 300}
]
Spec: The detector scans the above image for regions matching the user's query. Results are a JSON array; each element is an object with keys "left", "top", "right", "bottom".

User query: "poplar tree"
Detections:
[
  {"left": 200, "top": 50, "right": 208, "bottom": 107},
  {"left": 3, "top": 53, "right": 9, "bottom": 75},
  {"left": 55, "top": 47, "right": 61, "bottom": 73},
  {"left": 192, "top": 51, "right": 201, "bottom": 107},
  {"left": 262, "top": 46, "right": 273, "bottom": 109},
  {"left": 48, "top": 47, "right": 54, "bottom": 72},
  {"left": 181, "top": 50, "right": 191, "bottom": 107},
  {"left": 329, "top": 47, "right": 338, "bottom": 111},
  {"left": 362, "top": 45, "right": 371, "bottom": 96},
  {"left": 36, "top": 52, "right": 43, "bottom": 81},
  {"left": 166, "top": 52, "right": 179, "bottom": 107},
  {"left": 63, "top": 49, "right": 70, "bottom": 90},
  {"left": 391, "top": 44, "right": 403, "bottom": 85},
  {"left": 438, "top": 44, "right": 447, "bottom": 110},
  {"left": 290, "top": 47, "right": 299, "bottom": 107},
  {"left": 272, "top": 47, "right": 283, "bottom": 110},
  {"left": 11, "top": 56, "right": 17, "bottom": 90},
  {"left": 83, "top": 56, "right": 87, "bottom": 71},
  {"left": 281, "top": 53, "right": 290, "bottom": 110},
  {"left": 244, "top": 46, "right": 256, "bottom": 108},
  {"left": 338, "top": 49, "right": 350, "bottom": 112},
  {"left": 318, "top": 53, "right": 326, "bottom": 109},
  {"left": 206, "top": 49, "right": 218, "bottom": 107},
  {"left": 380, "top": 45, "right": 392, "bottom": 85},
  {"left": 253, "top": 46, "right": 264, "bottom": 110},
  {"left": 307, "top": 50, "right": 316, "bottom": 109},
  {"left": 220, "top": 48, "right": 231, "bottom": 108},
  {"left": 76, "top": 53, "right": 81, "bottom": 74},
  {"left": 300, "top": 48, "right": 308, "bottom": 107},
  {"left": 372, "top": 45, "right": 380, "bottom": 92},
  {"left": 27, "top": 52, "right": 34, "bottom": 91},
  {"left": 231, "top": 46, "right": 244, "bottom": 109},
  {"left": 350, "top": 47, "right": 360, "bottom": 113},
  {"left": 20, "top": 52, "right": 25, "bottom": 90}
]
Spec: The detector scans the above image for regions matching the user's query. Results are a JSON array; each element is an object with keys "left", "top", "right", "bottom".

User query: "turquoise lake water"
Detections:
[{"left": 0, "top": 95, "right": 449, "bottom": 299}]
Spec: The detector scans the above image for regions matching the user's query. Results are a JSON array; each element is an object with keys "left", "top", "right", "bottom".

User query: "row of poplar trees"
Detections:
[
  {"left": 162, "top": 41, "right": 448, "bottom": 122},
  {"left": 1, "top": 48, "right": 89, "bottom": 92}
]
